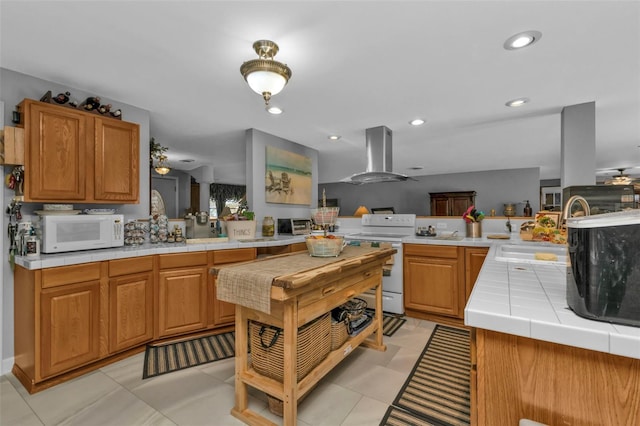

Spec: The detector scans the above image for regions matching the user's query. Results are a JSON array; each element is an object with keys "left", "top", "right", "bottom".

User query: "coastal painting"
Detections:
[{"left": 265, "top": 146, "right": 312, "bottom": 205}]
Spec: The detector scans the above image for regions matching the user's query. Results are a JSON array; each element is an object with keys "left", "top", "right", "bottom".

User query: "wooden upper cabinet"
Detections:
[
  {"left": 25, "top": 101, "right": 87, "bottom": 200},
  {"left": 429, "top": 191, "right": 476, "bottom": 216},
  {"left": 94, "top": 117, "right": 139, "bottom": 202},
  {"left": 20, "top": 99, "right": 140, "bottom": 203}
]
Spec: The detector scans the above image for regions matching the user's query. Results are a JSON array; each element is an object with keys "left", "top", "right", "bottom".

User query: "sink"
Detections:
[
  {"left": 433, "top": 235, "right": 464, "bottom": 241},
  {"left": 494, "top": 241, "right": 568, "bottom": 265}
]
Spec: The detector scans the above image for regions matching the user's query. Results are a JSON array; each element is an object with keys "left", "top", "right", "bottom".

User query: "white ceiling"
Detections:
[{"left": 2, "top": 1, "right": 639, "bottom": 185}]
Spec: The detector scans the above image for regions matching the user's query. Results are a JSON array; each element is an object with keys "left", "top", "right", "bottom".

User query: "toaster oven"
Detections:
[{"left": 277, "top": 218, "right": 311, "bottom": 235}]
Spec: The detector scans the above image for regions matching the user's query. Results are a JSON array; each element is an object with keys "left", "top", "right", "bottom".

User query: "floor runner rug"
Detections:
[
  {"left": 380, "top": 406, "right": 438, "bottom": 426},
  {"left": 366, "top": 309, "right": 407, "bottom": 337},
  {"left": 389, "top": 325, "right": 471, "bottom": 426},
  {"left": 143, "top": 331, "right": 235, "bottom": 379}
]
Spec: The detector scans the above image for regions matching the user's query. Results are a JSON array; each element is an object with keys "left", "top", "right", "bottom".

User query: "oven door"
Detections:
[{"left": 345, "top": 240, "right": 404, "bottom": 314}]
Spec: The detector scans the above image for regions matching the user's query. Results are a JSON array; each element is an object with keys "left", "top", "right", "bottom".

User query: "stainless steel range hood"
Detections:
[{"left": 340, "top": 126, "right": 411, "bottom": 184}]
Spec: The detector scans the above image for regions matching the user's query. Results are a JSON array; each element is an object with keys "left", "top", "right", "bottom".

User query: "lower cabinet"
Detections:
[
  {"left": 157, "top": 252, "right": 208, "bottom": 338},
  {"left": 209, "top": 248, "right": 256, "bottom": 327},
  {"left": 108, "top": 257, "right": 154, "bottom": 353},
  {"left": 404, "top": 244, "right": 488, "bottom": 324},
  {"left": 465, "top": 247, "right": 488, "bottom": 301},
  {"left": 40, "top": 279, "right": 102, "bottom": 379},
  {"left": 404, "top": 244, "right": 464, "bottom": 318},
  {"left": 13, "top": 262, "right": 104, "bottom": 384}
]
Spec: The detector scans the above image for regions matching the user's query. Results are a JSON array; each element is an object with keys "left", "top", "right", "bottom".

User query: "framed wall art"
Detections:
[{"left": 265, "top": 146, "right": 312, "bottom": 205}]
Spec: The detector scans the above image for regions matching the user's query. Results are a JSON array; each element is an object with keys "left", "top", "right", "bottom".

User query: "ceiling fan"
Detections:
[{"left": 602, "top": 168, "right": 640, "bottom": 187}]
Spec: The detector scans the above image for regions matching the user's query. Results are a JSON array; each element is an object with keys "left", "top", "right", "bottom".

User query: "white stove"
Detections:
[{"left": 344, "top": 214, "right": 416, "bottom": 314}]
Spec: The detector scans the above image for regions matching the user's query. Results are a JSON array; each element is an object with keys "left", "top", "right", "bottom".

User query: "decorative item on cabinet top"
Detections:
[{"left": 38, "top": 91, "right": 123, "bottom": 120}]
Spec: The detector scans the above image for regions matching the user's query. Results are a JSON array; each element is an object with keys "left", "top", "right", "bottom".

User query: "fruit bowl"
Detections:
[{"left": 305, "top": 235, "right": 345, "bottom": 257}]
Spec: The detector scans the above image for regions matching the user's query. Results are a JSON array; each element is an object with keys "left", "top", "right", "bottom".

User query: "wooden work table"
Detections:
[{"left": 211, "top": 245, "right": 396, "bottom": 426}]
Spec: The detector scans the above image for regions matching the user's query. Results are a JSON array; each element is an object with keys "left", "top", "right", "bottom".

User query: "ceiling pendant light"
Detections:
[
  {"left": 154, "top": 155, "right": 171, "bottom": 175},
  {"left": 240, "top": 40, "right": 292, "bottom": 105}
]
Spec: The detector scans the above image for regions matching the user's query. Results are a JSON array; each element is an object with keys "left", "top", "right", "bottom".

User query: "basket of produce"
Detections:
[
  {"left": 310, "top": 207, "right": 340, "bottom": 226},
  {"left": 305, "top": 235, "right": 345, "bottom": 257}
]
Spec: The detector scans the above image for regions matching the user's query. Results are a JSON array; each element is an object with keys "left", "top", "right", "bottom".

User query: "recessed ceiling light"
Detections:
[
  {"left": 180, "top": 159, "right": 195, "bottom": 163},
  {"left": 504, "top": 31, "right": 542, "bottom": 50},
  {"left": 328, "top": 135, "right": 341, "bottom": 141},
  {"left": 408, "top": 166, "right": 424, "bottom": 170},
  {"left": 266, "top": 106, "right": 283, "bottom": 115},
  {"left": 505, "top": 97, "right": 530, "bottom": 107},
  {"left": 409, "top": 119, "right": 425, "bottom": 126}
]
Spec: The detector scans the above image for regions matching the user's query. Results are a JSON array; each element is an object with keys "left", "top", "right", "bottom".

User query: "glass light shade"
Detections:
[
  {"left": 155, "top": 166, "right": 170, "bottom": 175},
  {"left": 246, "top": 70, "right": 287, "bottom": 96}
]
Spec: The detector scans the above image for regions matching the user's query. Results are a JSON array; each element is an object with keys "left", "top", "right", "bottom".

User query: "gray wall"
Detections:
[
  {"left": 1, "top": 68, "right": 151, "bottom": 372},
  {"left": 321, "top": 167, "right": 541, "bottom": 217}
]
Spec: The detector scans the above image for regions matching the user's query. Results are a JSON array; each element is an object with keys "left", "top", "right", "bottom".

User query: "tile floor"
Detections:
[{"left": 0, "top": 317, "right": 436, "bottom": 426}]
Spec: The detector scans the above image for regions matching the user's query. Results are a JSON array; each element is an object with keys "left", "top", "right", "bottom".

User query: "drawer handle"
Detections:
[{"left": 322, "top": 287, "right": 336, "bottom": 295}]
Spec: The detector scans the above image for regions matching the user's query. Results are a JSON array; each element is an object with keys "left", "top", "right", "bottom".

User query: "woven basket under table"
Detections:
[
  {"left": 330, "top": 319, "right": 349, "bottom": 351},
  {"left": 250, "top": 313, "right": 331, "bottom": 416}
]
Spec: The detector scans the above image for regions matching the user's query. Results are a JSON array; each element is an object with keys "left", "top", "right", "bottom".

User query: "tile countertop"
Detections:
[
  {"left": 16, "top": 231, "right": 639, "bottom": 360},
  {"left": 464, "top": 240, "right": 640, "bottom": 360},
  {"left": 15, "top": 235, "right": 310, "bottom": 270}
]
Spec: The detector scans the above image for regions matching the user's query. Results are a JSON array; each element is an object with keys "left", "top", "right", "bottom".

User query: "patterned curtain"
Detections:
[{"left": 209, "top": 184, "right": 246, "bottom": 217}]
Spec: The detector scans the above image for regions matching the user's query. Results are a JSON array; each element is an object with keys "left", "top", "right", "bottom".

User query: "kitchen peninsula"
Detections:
[{"left": 464, "top": 242, "right": 640, "bottom": 425}]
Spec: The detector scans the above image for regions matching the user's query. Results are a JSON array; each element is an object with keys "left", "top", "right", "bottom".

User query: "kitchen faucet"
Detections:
[
  {"left": 505, "top": 217, "right": 512, "bottom": 233},
  {"left": 562, "top": 195, "right": 591, "bottom": 225}
]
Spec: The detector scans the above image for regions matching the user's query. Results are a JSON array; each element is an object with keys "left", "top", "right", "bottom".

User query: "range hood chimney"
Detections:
[{"left": 340, "top": 126, "right": 411, "bottom": 184}]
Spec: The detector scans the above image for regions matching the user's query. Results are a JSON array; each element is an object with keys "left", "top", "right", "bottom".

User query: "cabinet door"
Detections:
[
  {"left": 404, "top": 255, "right": 461, "bottom": 317},
  {"left": 209, "top": 248, "right": 256, "bottom": 327},
  {"left": 432, "top": 197, "right": 449, "bottom": 216},
  {"left": 40, "top": 281, "right": 101, "bottom": 378},
  {"left": 94, "top": 118, "right": 139, "bottom": 202},
  {"left": 25, "top": 101, "right": 87, "bottom": 201},
  {"left": 451, "top": 196, "right": 474, "bottom": 216},
  {"left": 465, "top": 247, "right": 488, "bottom": 302},
  {"left": 158, "top": 266, "right": 208, "bottom": 337},
  {"left": 109, "top": 272, "right": 153, "bottom": 353}
]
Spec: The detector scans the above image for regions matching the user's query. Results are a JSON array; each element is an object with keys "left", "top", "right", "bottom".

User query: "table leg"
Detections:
[
  {"left": 234, "top": 304, "right": 249, "bottom": 414},
  {"left": 282, "top": 301, "right": 298, "bottom": 426},
  {"left": 374, "top": 279, "right": 384, "bottom": 347}
]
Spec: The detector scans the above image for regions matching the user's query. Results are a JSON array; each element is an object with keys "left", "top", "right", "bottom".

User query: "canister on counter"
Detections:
[{"left": 262, "top": 216, "right": 275, "bottom": 237}]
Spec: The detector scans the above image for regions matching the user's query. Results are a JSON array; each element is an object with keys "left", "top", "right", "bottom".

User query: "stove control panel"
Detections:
[{"left": 361, "top": 214, "right": 416, "bottom": 227}]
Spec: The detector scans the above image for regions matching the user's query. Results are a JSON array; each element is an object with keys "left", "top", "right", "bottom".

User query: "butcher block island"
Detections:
[{"left": 212, "top": 245, "right": 396, "bottom": 426}]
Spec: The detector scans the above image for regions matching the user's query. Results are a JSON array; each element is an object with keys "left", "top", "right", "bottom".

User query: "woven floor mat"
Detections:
[
  {"left": 143, "top": 331, "right": 235, "bottom": 379},
  {"left": 388, "top": 325, "right": 471, "bottom": 426}
]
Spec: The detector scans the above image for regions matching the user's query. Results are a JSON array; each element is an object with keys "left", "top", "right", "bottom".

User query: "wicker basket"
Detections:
[
  {"left": 330, "top": 318, "right": 349, "bottom": 351},
  {"left": 305, "top": 236, "right": 345, "bottom": 257},
  {"left": 250, "top": 312, "right": 331, "bottom": 383},
  {"left": 310, "top": 207, "right": 340, "bottom": 226}
]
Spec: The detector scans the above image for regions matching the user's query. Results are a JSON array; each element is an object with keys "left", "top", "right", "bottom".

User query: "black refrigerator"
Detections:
[{"left": 562, "top": 185, "right": 636, "bottom": 215}]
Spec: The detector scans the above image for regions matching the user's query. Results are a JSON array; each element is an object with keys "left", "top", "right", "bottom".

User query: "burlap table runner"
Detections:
[{"left": 214, "top": 245, "right": 387, "bottom": 314}]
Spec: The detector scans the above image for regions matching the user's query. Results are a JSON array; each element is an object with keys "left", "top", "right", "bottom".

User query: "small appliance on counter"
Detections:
[
  {"left": 40, "top": 214, "right": 124, "bottom": 253},
  {"left": 277, "top": 218, "right": 311, "bottom": 235},
  {"left": 566, "top": 209, "right": 640, "bottom": 327},
  {"left": 185, "top": 212, "right": 214, "bottom": 239}
]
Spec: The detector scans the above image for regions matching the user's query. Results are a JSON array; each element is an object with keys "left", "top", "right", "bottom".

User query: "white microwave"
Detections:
[{"left": 40, "top": 214, "right": 125, "bottom": 254}]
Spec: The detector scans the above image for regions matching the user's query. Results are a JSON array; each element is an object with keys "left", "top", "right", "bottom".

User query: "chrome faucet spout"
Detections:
[{"left": 562, "top": 195, "right": 591, "bottom": 223}]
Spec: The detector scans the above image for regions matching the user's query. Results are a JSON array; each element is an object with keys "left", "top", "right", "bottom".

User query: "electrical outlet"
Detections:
[{"left": 436, "top": 222, "right": 447, "bottom": 229}]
